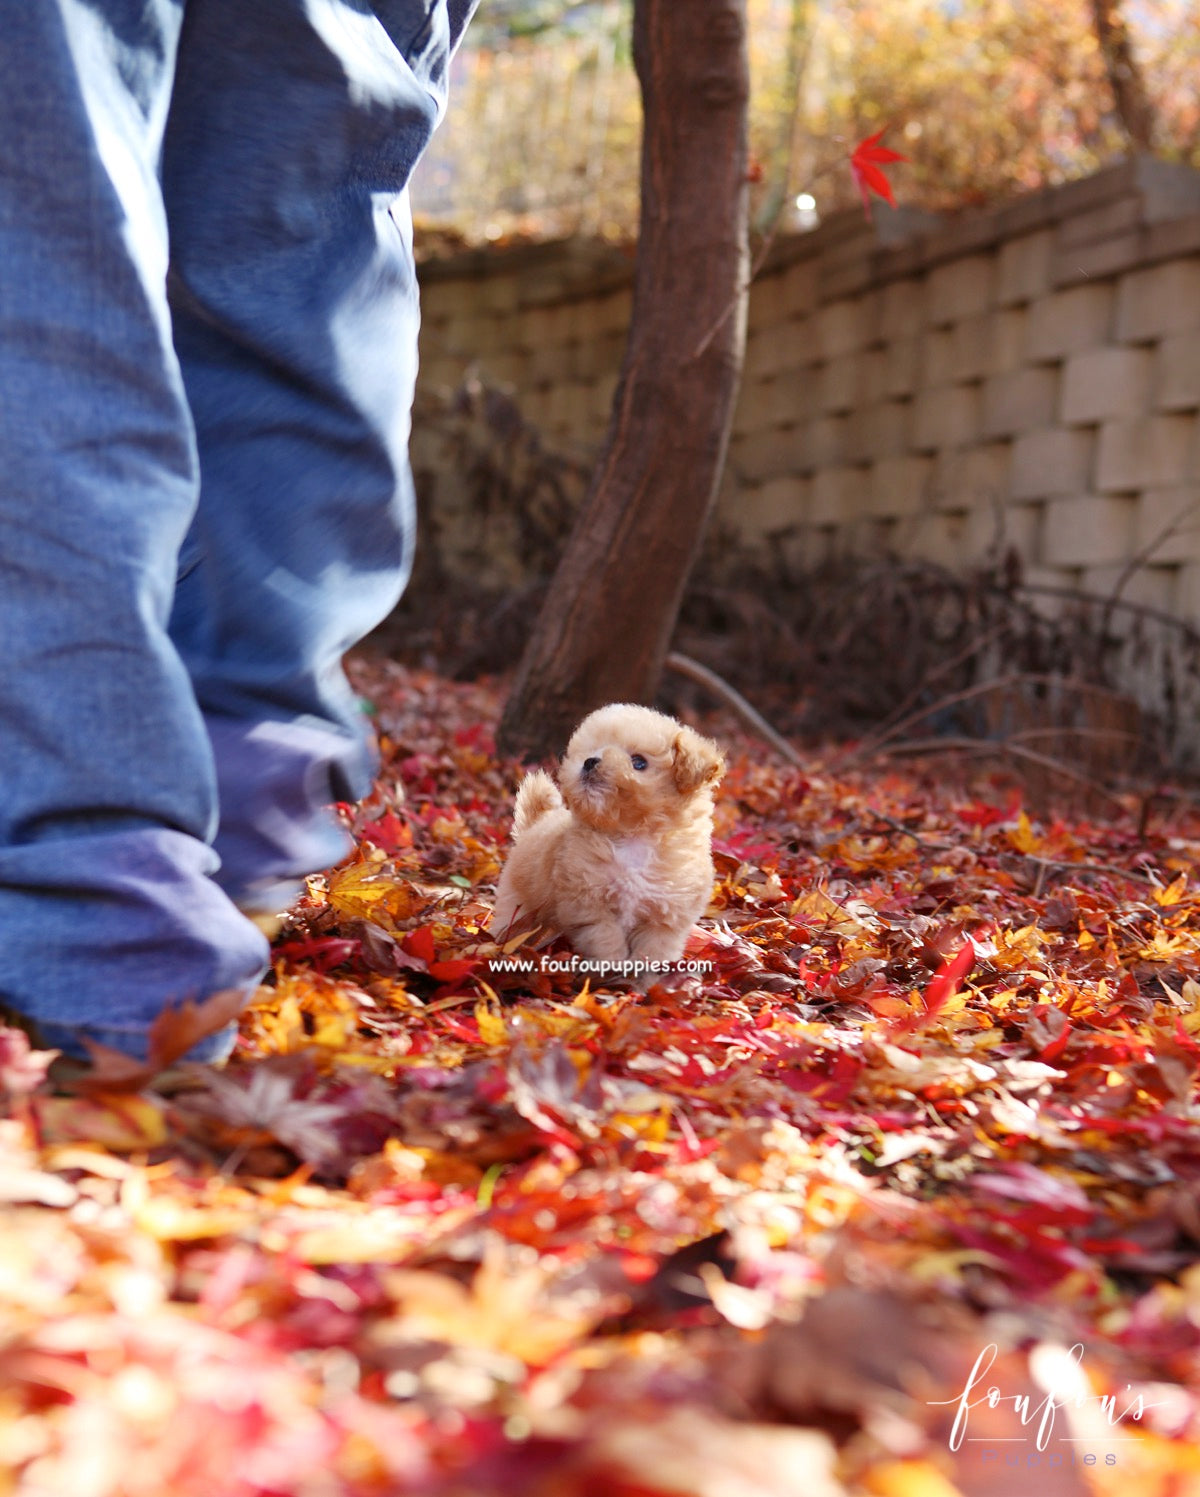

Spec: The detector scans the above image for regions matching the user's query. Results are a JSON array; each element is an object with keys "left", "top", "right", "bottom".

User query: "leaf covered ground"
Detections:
[{"left": 5, "top": 660, "right": 1200, "bottom": 1496}]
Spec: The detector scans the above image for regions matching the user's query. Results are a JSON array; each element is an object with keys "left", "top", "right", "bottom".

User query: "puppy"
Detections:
[{"left": 492, "top": 703, "right": 725, "bottom": 969}]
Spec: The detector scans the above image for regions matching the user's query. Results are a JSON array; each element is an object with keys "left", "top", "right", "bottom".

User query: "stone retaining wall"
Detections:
[{"left": 415, "top": 159, "right": 1200, "bottom": 626}]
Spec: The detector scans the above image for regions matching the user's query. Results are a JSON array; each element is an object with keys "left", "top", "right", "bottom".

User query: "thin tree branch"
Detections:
[
  {"left": 853, "top": 622, "right": 1015, "bottom": 759},
  {"left": 664, "top": 650, "right": 802, "bottom": 766},
  {"left": 875, "top": 736, "right": 1128, "bottom": 810}
]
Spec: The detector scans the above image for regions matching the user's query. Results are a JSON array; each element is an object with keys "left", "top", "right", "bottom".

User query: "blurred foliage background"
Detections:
[{"left": 412, "top": 0, "right": 1200, "bottom": 244}]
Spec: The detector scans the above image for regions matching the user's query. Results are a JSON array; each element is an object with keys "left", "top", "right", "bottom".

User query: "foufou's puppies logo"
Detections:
[{"left": 929, "top": 1341, "right": 1157, "bottom": 1460}]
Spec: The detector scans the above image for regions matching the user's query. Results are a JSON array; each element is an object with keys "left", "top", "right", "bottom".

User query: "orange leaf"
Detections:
[
  {"left": 72, "top": 989, "right": 246, "bottom": 1094},
  {"left": 146, "top": 987, "right": 247, "bottom": 1069}
]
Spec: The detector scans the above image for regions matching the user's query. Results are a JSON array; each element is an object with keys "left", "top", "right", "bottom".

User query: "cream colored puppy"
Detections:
[{"left": 492, "top": 703, "right": 725, "bottom": 969}]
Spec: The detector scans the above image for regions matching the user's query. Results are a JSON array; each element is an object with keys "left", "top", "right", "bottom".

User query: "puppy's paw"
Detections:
[
  {"left": 629, "top": 923, "right": 688, "bottom": 966},
  {"left": 623, "top": 923, "right": 689, "bottom": 993},
  {"left": 570, "top": 917, "right": 630, "bottom": 967}
]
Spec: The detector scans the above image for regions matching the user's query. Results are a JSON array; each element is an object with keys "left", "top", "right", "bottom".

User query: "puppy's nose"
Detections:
[{"left": 582, "top": 756, "right": 600, "bottom": 775}]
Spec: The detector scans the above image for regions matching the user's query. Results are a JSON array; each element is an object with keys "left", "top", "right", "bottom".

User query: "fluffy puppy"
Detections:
[{"left": 492, "top": 703, "right": 725, "bottom": 968}]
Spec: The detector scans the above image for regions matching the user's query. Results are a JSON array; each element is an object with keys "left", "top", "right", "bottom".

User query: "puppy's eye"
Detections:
[{"left": 630, "top": 753, "right": 648, "bottom": 771}]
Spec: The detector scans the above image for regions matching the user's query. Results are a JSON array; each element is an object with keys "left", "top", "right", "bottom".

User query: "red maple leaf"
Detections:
[
  {"left": 401, "top": 925, "right": 437, "bottom": 966},
  {"left": 849, "top": 129, "right": 907, "bottom": 217},
  {"left": 921, "top": 937, "right": 976, "bottom": 1017},
  {"left": 888, "top": 936, "right": 977, "bottom": 1038}
]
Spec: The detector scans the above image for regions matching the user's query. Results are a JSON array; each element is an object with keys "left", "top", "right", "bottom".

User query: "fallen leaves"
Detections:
[
  {"left": 70, "top": 988, "right": 247, "bottom": 1095},
  {"left": 35, "top": 1093, "right": 168, "bottom": 1152},
  {"left": 4, "top": 658, "right": 1200, "bottom": 1494}
]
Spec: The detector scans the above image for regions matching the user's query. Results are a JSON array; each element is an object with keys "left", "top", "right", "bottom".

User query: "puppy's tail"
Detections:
[{"left": 512, "top": 769, "right": 562, "bottom": 838}]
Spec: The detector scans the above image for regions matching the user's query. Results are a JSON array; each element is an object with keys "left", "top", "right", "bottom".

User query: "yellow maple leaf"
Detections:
[
  {"left": 35, "top": 1094, "right": 167, "bottom": 1152},
  {"left": 326, "top": 858, "right": 425, "bottom": 926},
  {"left": 474, "top": 1001, "right": 509, "bottom": 1047},
  {"left": 990, "top": 924, "right": 1051, "bottom": 971},
  {"left": 608, "top": 1108, "right": 670, "bottom": 1144},
  {"left": 384, "top": 1238, "right": 596, "bottom": 1363},
  {"left": 1139, "top": 929, "right": 1199, "bottom": 961},
  {"left": 326, "top": 861, "right": 395, "bottom": 919},
  {"left": 131, "top": 1195, "right": 252, "bottom": 1242},
  {"left": 863, "top": 1459, "right": 964, "bottom": 1497},
  {"left": 290, "top": 1208, "right": 472, "bottom": 1264},
  {"left": 1006, "top": 810, "right": 1043, "bottom": 854},
  {"left": 1154, "top": 871, "right": 1189, "bottom": 907},
  {"left": 509, "top": 1004, "right": 595, "bottom": 1042}
]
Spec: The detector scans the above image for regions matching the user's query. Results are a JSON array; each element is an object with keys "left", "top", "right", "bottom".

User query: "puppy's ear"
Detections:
[{"left": 671, "top": 728, "right": 725, "bottom": 794}]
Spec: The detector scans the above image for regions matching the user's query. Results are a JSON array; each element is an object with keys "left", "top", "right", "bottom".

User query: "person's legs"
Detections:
[
  {"left": 0, "top": 0, "right": 268, "bottom": 1060},
  {"left": 0, "top": 0, "right": 475, "bottom": 1061},
  {"left": 163, "top": 0, "right": 476, "bottom": 916}
]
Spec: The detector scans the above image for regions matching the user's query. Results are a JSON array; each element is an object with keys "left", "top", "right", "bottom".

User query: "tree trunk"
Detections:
[
  {"left": 1090, "top": 0, "right": 1155, "bottom": 151},
  {"left": 496, "top": 0, "right": 750, "bottom": 761}
]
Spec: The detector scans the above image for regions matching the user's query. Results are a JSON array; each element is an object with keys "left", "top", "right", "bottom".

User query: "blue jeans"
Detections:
[{"left": 0, "top": 0, "right": 474, "bottom": 1060}]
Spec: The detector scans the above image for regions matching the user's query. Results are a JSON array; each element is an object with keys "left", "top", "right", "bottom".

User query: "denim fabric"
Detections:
[{"left": 0, "top": 0, "right": 474, "bottom": 1060}]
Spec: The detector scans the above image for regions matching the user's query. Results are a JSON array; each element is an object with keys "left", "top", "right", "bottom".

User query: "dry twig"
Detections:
[
  {"left": 877, "top": 735, "right": 1129, "bottom": 811},
  {"left": 665, "top": 650, "right": 802, "bottom": 766}
]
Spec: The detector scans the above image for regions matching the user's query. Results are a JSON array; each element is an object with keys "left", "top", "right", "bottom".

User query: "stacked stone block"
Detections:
[
  {"left": 415, "top": 158, "right": 1200, "bottom": 629},
  {"left": 417, "top": 239, "right": 632, "bottom": 457}
]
